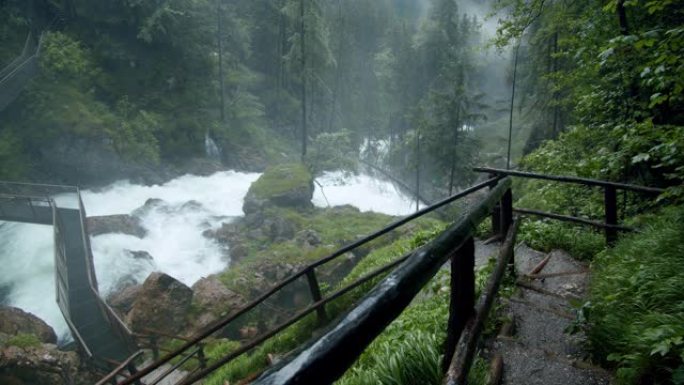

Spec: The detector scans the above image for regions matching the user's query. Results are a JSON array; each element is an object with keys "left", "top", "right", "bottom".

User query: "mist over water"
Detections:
[{"left": 0, "top": 169, "right": 418, "bottom": 340}]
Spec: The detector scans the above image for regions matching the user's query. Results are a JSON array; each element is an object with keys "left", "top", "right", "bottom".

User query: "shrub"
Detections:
[{"left": 585, "top": 205, "right": 684, "bottom": 384}]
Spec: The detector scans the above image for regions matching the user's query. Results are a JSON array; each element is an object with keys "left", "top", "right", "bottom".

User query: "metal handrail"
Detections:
[
  {"left": 115, "top": 177, "right": 501, "bottom": 385},
  {"left": 76, "top": 191, "right": 137, "bottom": 354}
]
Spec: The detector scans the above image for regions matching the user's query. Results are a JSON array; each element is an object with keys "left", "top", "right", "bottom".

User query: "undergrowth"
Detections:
[
  {"left": 585, "top": 205, "right": 684, "bottom": 384},
  {"left": 205, "top": 223, "right": 445, "bottom": 384},
  {"left": 518, "top": 218, "right": 605, "bottom": 260}
]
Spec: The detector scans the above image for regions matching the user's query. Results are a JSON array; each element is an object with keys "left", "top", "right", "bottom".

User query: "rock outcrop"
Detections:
[
  {"left": 0, "top": 307, "right": 56, "bottom": 344},
  {"left": 0, "top": 307, "right": 98, "bottom": 385},
  {"left": 125, "top": 273, "right": 193, "bottom": 335},
  {"left": 242, "top": 163, "right": 314, "bottom": 214},
  {"left": 86, "top": 214, "right": 147, "bottom": 238},
  {"left": 189, "top": 276, "right": 246, "bottom": 332},
  {"left": 0, "top": 343, "right": 98, "bottom": 385}
]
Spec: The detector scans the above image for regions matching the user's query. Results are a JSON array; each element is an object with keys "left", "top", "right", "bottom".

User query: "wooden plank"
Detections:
[
  {"left": 513, "top": 208, "right": 633, "bottom": 232},
  {"left": 474, "top": 167, "right": 665, "bottom": 195}
]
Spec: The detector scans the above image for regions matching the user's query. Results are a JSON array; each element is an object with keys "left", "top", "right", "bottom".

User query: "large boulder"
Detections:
[
  {"left": 0, "top": 343, "right": 98, "bottom": 385},
  {"left": 243, "top": 163, "right": 314, "bottom": 214},
  {"left": 125, "top": 273, "right": 193, "bottom": 335},
  {"left": 189, "top": 277, "right": 246, "bottom": 332},
  {"left": 0, "top": 307, "right": 56, "bottom": 344},
  {"left": 86, "top": 215, "right": 147, "bottom": 238}
]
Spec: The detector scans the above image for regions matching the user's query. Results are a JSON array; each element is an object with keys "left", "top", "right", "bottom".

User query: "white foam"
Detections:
[
  {"left": 313, "top": 171, "right": 422, "bottom": 216},
  {"left": 0, "top": 169, "right": 418, "bottom": 341}
]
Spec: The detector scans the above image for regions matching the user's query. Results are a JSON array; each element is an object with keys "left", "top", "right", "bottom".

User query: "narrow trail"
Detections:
[{"left": 491, "top": 243, "right": 613, "bottom": 385}]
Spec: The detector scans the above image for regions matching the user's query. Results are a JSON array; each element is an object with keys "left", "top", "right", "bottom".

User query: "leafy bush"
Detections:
[
  {"left": 40, "top": 31, "right": 97, "bottom": 83},
  {"left": 585, "top": 205, "right": 684, "bottom": 384}
]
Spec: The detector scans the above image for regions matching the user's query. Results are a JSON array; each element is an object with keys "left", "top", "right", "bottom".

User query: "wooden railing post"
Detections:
[
  {"left": 442, "top": 237, "right": 476, "bottom": 373},
  {"left": 306, "top": 268, "right": 328, "bottom": 324},
  {"left": 489, "top": 174, "right": 501, "bottom": 236},
  {"left": 500, "top": 189, "right": 513, "bottom": 237},
  {"left": 150, "top": 335, "right": 160, "bottom": 361},
  {"left": 197, "top": 343, "right": 207, "bottom": 369},
  {"left": 604, "top": 186, "right": 618, "bottom": 246},
  {"left": 500, "top": 189, "right": 514, "bottom": 274}
]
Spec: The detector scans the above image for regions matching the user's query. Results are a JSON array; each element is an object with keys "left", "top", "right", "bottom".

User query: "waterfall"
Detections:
[{"left": 205, "top": 132, "right": 222, "bottom": 160}]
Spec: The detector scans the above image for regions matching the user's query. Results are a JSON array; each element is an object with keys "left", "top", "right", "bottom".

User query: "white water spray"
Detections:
[{"left": 0, "top": 169, "right": 418, "bottom": 340}]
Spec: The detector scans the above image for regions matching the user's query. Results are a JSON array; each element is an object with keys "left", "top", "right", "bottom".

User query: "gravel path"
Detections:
[{"left": 490, "top": 243, "right": 613, "bottom": 385}]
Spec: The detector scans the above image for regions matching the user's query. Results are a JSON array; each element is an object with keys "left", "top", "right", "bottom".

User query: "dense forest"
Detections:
[
  {"left": 0, "top": 0, "right": 683, "bottom": 384},
  {"left": 0, "top": 0, "right": 499, "bottom": 190}
]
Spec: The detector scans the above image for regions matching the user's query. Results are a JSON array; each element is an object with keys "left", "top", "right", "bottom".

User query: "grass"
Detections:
[
  {"left": 518, "top": 218, "right": 605, "bottom": 261},
  {"left": 585, "top": 205, "right": 684, "bottom": 384},
  {"left": 5, "top": 333, "right": 42, "bottom": 349},
  {"left": 335, "top": 261, "right": 500, "bottom": 385},
  {"left": 219, "top": 206, "right": 443, "bottom": 298}
]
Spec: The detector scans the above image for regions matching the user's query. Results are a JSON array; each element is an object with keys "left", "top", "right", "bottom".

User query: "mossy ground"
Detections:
[
  {"left": 4, "top": 333, "right": 42, "bottom": 349},
  {"left": 219, "top": 205, "right": 443, "bottom": 297},
  {"left": 247, "top": 163, "right": 312, "bottom": 200}
]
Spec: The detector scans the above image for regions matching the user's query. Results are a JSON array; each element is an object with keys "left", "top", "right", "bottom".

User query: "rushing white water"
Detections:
[
  {"left": 313, "top": 171, "right": 421, "bottom": 216},
  {"left": 0, "top": 169, "right": 417, "bottom": 340}
]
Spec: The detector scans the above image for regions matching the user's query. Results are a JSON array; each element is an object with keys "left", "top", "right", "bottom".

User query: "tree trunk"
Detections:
[
  {"left": 217, "top": 0, "right": 226, "bottom": 123},
  {"left": 300, "top": 0, "right": 308, "bottom": 158},
  {"left": 507, "top": 41, "right": 520, "bottom": 170},
  {"left": 617, "top": 0, "right": 629, "bottom": 35}
]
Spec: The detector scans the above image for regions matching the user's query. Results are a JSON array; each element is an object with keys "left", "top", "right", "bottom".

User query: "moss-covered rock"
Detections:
[{"left": 243, "top": 163, "right": 314, "bottom": 214}]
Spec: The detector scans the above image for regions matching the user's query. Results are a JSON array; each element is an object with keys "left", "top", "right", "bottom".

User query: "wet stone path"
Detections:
[{"left": 490, "top": 243, "right": 613, "bottom": 385}]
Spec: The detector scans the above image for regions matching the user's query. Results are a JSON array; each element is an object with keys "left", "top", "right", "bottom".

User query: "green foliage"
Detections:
[
  {"left": 248, "top": 163, "right": 313, "bottom": 200},
  {"left": 518, "top": 219, "right": 605, "bottom": 261},
  {"left": 306, "top": 130, "right": 358, "bottom": 175},
  {"left": 208, "top": 223, "right": 446, "bottom": 384},
  {"left": 585, "top": 205, "right": 684, "bottom": 384},
  {"left": 335, "top": 264, "right": 496, "bottom": 385},
  {"left": 108, "top": 97, "right": 161, "bottom": 164},
  {"left": 5, "top": 333, "right": 42, "bottom": 349},
  {"left": 0, "top": 130, "right": 26, "bottom": 180},
  {"left": 40, "top": 31, "right": 96, "bottom": 83}
]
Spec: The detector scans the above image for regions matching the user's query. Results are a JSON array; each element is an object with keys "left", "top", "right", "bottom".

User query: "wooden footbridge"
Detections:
[{"left": 0, "top": 182, "right": 136, "bottom": 370}]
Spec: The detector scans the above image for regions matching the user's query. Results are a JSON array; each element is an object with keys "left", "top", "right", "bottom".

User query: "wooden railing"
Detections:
[
  {"left": 107, "top": 177, "right": 503, "bottom": 385},
  {"left": 250, "top": 178, "right": 515, "bottom": 385},
  {"left": 474, "top": 167, "right": 665, "bottom": 245}
]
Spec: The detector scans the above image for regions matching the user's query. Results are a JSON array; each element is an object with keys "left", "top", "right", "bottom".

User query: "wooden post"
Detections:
[
  {"left": 500, "top": 188, "right": 514, "bottom": 274},
  {"left": 151, "top": 335, "right": 160, "bottom": 361},
  {"left": 500, "top": 189, "right": 513, "bottom": 237},
  {"left": 197, "top": 343, "right": 207, "bottom": 369},
  {"left": 126, "top": 362, "right": 141, "bottom": 385},
  {"left": 604, "top": 186, "right": 618, "bottom": 246},
  {"left": 306, "top": 268, "right": 328, "bottom": 323},
  {"left": 442, "top": 237, "right": 476, "bottom": 373},
  {"left": 489, "top": 175, "right": 501, "bottom": 236}
]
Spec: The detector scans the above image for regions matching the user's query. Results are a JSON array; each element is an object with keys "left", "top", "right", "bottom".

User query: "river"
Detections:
[{"left": 0, "top": 169, "right": 418, "bottom": 340}]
